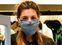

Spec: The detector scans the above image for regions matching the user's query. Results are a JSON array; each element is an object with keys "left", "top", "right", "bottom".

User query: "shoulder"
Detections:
[{"left": 41, "top": 33, "right": 56, "bottom": 45}]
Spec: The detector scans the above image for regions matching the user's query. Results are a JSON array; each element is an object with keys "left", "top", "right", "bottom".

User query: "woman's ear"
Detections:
[{"left": 39, "top": 21, "right": 42, "bottom": 30}]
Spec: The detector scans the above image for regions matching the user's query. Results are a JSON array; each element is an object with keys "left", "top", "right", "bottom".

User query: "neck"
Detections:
[{"left": 26, "top": 35, "right": 33, "bottom": 42}]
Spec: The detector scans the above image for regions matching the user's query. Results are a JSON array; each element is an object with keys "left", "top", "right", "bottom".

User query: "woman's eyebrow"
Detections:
[
  {"left": 31, "top": 16, "right": 36, "bottom": 18},
  {"left": 20, "top": 16, "right": 28, "bottom": 18}
]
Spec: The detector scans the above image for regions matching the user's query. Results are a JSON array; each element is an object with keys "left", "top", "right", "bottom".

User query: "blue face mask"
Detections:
[{"left": 19, "top": 19, "right": 39, "bottom": 35}]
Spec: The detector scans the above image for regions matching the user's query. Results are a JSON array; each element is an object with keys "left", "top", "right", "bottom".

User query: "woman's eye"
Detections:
[
  {"left": 21, "top": 17, "right": 28, "bottom": 21},
  {"left": 31, "top": 16, "right": 36, "bottom": 20}
]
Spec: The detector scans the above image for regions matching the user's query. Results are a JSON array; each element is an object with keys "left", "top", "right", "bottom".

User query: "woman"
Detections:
[{"left": 11, "top": 1, "right": 55, "bottom": 45}]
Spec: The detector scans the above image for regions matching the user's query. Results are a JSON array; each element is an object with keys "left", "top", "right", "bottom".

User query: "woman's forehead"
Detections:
[{"left": 20, "top": 8, "right": 37, "bottom": 17}]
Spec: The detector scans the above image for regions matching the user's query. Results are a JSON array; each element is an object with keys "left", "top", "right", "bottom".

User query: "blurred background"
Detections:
[{"left": 0, "top": 0, "right": 62, "bottom": 45}]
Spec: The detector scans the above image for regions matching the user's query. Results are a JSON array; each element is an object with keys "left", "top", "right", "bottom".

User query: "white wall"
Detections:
[
  {"left": 31, "top": 0, "right": 62, "bottom": 4},
  {"left": 0, "top": 0, "right": 62, "bottom": 4},
  {"left": 0, "top": 0, "right": 21, "bottom": 4}
]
